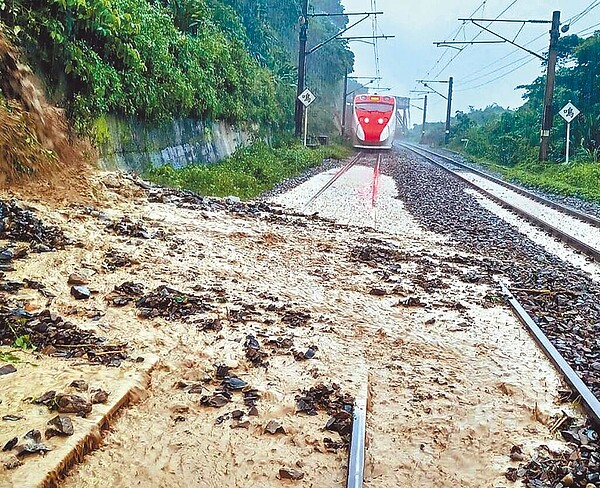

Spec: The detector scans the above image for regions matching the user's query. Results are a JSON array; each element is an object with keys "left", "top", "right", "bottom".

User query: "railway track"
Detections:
[
  {"left": 397, "top": 142, "right": 600, "bottom": 262},
  {"left": 295, "top": 148, "right": 600, "bottom": 485}
]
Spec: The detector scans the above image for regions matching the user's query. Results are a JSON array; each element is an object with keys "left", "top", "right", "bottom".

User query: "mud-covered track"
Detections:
[
  {"left": 397, "top": 142, "right": 600, "bottom": 262},
  {"left": 502, "top": 283, "right": 600, "bottom": 424}
]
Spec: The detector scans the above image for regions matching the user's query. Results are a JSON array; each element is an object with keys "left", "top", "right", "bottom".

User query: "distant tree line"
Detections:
[{"left": 418, "top": 32, "right": 600, "bottom": 165}]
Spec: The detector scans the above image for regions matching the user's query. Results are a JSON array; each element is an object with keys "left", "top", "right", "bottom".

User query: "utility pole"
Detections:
[
  {"left": 445, "top": 76, "right": 453, "bottom": 145},
  {"left": 294, "top": 0, "right": 309, "bottom": 138},
  {"left": 420, "top": 94, "right": 428, "bottom": 144},
  {"left": 294, "top": 7, "right": 391, "bottom": 139},
  {"left": 539, "top": 11, "right": 560, "bottom": 161},
  {"left": 416, "top": 78, "right": 453, "bottom": 145},
  {"left": 342, "top": 70, "right": 349, "bottom": 135},
  {"left": 440, "top": 12, "right": 561, "bottom": 160}
]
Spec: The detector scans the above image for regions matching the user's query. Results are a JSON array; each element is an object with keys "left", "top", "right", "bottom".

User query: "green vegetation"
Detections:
[
  {"left": 0, "top": 350, "right": 23, "bottom": 363},
  {"left": 409, "top": 31, "right": 600, "bottom": 202},
  {"left": 144, "top": 141, "right": 350, "bottom": 199},
  {"left": 0, "top": 0, "right": 352, "bottom": 135}
]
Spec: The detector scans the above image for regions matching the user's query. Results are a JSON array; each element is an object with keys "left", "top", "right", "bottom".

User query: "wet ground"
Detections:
[{"left": 0, "top": 150, "right": 593, "bottom": 487}]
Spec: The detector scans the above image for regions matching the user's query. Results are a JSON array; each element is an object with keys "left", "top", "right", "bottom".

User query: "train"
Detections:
[{"left": 351, "top": 94, "right": 397, "bottom": 150}]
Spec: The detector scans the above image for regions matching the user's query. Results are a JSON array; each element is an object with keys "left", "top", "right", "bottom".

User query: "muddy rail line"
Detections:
[
  {"left": 502, "top": 283, "right": 600, "bottom": 424},
  {"left": 305, "top": 151, "right": 384, "bottom": 209},
  {"left": 397, "top": 142, "right": 600, "bottom": 262}
]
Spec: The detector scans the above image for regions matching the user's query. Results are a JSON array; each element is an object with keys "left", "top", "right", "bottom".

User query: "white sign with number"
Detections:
[
  {"left": 559, "top": 102, "right": 580, "bottom": 123},
  {"left": 298, "top": 89, "right": 316, "bottom": 108}
]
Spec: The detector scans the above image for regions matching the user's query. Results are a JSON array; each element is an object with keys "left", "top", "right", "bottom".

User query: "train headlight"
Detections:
[
  {"left": 378, "top": 118, "right": 384, "bottom": 124},
  {"left": 364, "top": 117, "right": 370, "bottom": 124}
]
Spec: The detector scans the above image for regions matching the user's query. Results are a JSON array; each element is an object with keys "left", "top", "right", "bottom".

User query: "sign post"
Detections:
[
  {"left": 298, "top": 88, "right": 316, "bottom": 147},
  {"left": 559, "top": 101, "right": 580, "bottom": 164}
]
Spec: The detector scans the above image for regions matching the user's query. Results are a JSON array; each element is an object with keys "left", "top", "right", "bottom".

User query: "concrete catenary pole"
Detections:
[
  {"left": 342, "top": 70, "right": 349, "bottom": 135},
  {"left": 538, "top": 11, "right": 561, "bottom": 161},
  {"left": 420, "top": 94, "right": 428, "bottom": 144},
  {"left": 295, "top": 0, "right": 309, "bottom": 138},
  {"left": 444, "top": 77, "right": 453, "bottom": 145}
]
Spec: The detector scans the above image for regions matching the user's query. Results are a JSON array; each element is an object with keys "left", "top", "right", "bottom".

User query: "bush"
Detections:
[{"left": 144, "top": 141, "right": 351, "bottom": 199}]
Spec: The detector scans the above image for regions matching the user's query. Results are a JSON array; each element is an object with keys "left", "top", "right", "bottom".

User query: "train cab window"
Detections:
[{"left": 355, "top": 103, "right": 393, "bottom": 112}]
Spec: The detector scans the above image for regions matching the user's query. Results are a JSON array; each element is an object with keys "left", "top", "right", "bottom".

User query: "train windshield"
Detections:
[{"left": 355, "top": 103, "right": 394, "bottom": 113}]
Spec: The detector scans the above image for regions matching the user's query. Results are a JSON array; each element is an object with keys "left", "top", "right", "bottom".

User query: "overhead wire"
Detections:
[
  {"left": 575, "top": 20, "right": 600, "bottom": 36},
  {"left": 565, "top": 1, "right": 600, "bottom": 26},
  {"left": 456, "top": 3, "right": 600, "bottom": 94},
  {"left": 371, "top": 0, "right": 381, "bottom": 87},
  {"left": 413, "top": 0, "right": 488, "bottom": 91},
  {"left": 432, "top": 0, "right": 521, "bottom": 80},
  {"left": 457, "top": 30, "right": 547, "bottom": 83},
  {"left": 455, "top": 57, "right": 537, "bottom": 92}
]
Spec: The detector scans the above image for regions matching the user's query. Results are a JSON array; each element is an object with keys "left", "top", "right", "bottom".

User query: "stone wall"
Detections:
[{"left": 96, "top": 115, "right": 251, "bottom": 172}]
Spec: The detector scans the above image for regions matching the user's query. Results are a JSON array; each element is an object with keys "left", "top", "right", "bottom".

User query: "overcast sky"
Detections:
[{"left": 338, "top": 0, "right": 599, "bottom": 122}]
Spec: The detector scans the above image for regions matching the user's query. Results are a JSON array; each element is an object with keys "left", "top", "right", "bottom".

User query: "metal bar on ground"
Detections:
[
  {"left": 304, "top": 153, "right": 362, "bottom": 208},
  {"left": 347, "top": 378, "right": 368, "bottom": 488},
  {"left": 501, "top": 283, "right": 600, "bottom": 424}
]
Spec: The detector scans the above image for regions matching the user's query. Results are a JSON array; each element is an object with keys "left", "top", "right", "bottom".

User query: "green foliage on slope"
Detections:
[{"left": 0, "top": 0, "right": 352, "bottom": 135}]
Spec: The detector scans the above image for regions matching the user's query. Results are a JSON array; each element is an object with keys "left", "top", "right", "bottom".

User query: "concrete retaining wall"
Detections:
[{"left": 96, "top": 115, "right": 251, "bottom": 172}]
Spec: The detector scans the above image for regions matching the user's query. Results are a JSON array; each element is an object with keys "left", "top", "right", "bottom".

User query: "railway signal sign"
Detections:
[
  {"left": 559, "top": 101, "right": 580, "bottom": 164},
  {"left": 298, "top": 89, "right": 316, "bottom": 108},
  {"left": 559, "top": 101, "right": 580, "bottom": 123}
]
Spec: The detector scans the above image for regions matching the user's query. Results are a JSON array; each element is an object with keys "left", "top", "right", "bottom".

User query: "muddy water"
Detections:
[{"left": 1, "top": 168, "right": 568, "bottom": 487}]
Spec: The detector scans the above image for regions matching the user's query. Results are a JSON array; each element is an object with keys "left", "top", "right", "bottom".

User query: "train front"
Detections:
[{"left": 352, "top": 95, "right": 397, "bottom": 149}]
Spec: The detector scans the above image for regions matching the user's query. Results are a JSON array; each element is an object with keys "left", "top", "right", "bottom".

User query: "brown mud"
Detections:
[
  {"left": 0, "top": 167, "right": 572, "bottom": 487},
  {"left": 0, "top": 31, "right": 95, "bottom": 203}
]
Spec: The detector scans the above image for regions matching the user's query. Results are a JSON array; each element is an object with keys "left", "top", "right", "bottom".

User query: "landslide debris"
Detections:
[
  {"left": 135, "top": 285, "right": 215, "bottom": 320},
  {"left": 0, "top": 307, "right": 126, "bottom": 366},
  {"left": 0, "top": 200, "right": 67, "bottom": 250}
]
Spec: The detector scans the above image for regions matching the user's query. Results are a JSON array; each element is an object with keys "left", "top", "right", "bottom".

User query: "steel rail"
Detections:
[
  {"left": 400, "top": 142, "right": 600, "bottom": 229},
  {"left": 304, "top": 152, "right": 364, "bottom": 208},
  {"left": 347, "top": 379, "right": 368, "bottom": 488},
  {"left": 398, "top": 143, "right": 600, "bottom": 262},
  {"left": 501, "top": 283, "right": 600, "bottom": 424}
]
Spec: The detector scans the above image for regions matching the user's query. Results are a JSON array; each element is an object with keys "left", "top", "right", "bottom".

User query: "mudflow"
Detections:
[{"left": 0, "top": 160, "right": 571, "bottom": 487}]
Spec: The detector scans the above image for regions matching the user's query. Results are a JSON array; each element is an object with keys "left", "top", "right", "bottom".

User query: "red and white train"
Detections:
[{"left": 351, "top": 94, "right": 397, "bottom": 149}]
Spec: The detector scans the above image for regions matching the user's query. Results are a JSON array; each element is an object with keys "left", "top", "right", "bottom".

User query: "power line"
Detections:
[
  {"left": 575, "top": 20, "right": 600, "bottom": 36},
  {"left": 432, "top": 0, "right": 521, "bottom": 79},
  {"left": 458, "top": 53, "right": 530, "bottom": 85},
  {"left": 414, "top": 0, "right": 488, "bottom": 90},
  {"left": 455, "top": 56, "right": 536, "bottom": 92},
  {"left": 566, "top": 1, "right": 600, "bottom": 26},
  {"left": 457, "top": 30, "right": 547, "bottom": 82},
  {"left": 371, "top": 0, "right": 381, "bottom": 86}
]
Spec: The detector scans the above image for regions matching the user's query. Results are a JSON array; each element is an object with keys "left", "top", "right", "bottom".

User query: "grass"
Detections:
[
  {"left": 447, "top": 143, "right": 600, "bottom": 203},
  {"left": 143, "top": 141, "right": 351, "bottom": 200},
  {"left": 501, "top": 160, "right": 600, "bottom": 202}
]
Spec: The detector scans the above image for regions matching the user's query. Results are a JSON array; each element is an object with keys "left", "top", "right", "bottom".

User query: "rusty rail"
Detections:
[{"left": 501, "top": 283, "right": 600, "bottom": 424}]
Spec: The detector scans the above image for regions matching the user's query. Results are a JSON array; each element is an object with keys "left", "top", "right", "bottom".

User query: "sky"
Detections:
[{"left": 337, "top": 0, "right": 600, "bottom": 122}]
